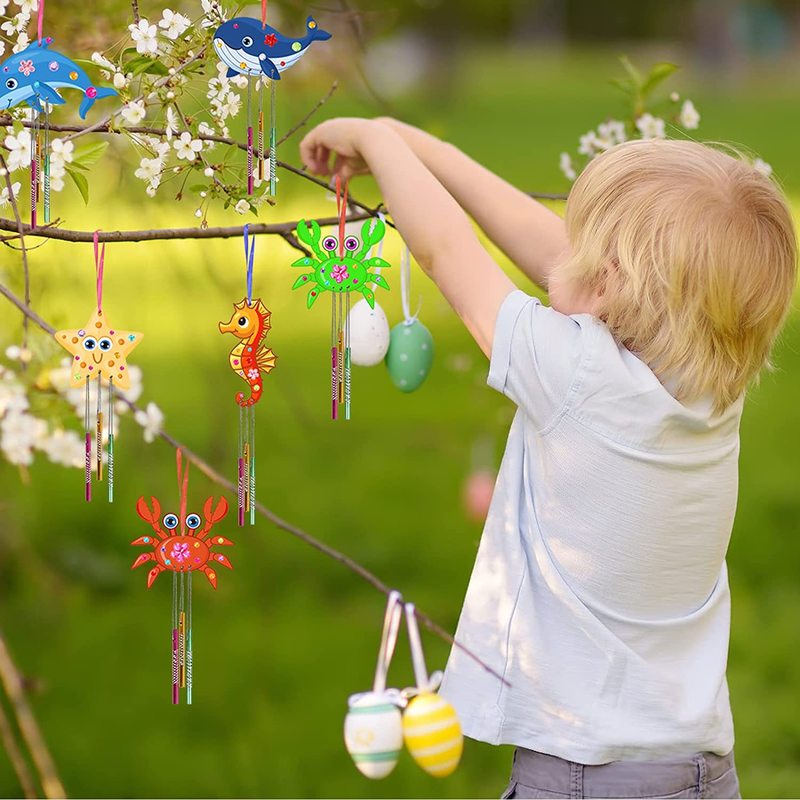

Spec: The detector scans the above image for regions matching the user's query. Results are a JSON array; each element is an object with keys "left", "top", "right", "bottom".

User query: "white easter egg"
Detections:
[
  {"left": 347, "top": 299, "right": 390, "bottom": 367},
  {"left": 344, "top": 691, "right": 403, "bottom": 779}
]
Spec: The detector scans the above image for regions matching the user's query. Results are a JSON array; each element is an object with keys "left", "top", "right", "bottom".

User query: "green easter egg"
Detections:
[{"left": 385, "top": 319, "right": 434, "bottom": 393}]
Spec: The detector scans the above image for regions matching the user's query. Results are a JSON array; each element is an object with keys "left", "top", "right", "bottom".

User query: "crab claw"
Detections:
[
  {"left": 199, "top": 496, "right": 229, "bottom": 537},
  {"left": 136, "top": 495, "right": 161, "bottom": 524},
  {"left": 209, "top": 553, "right": 233, "bottom": 570},
  {"left": 131, "top": 552, "right": 154, "bottom": 569},
  {"left": 202, "top": 566, "right": 218, "bottom": 590}
]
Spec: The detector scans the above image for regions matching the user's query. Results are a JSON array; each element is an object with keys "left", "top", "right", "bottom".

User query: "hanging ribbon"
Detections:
[
  {"left": 243, "top": 223, "right": 255, "bottom": 304},
  {"left": 176, "top": 449, "right": 189, "bottom": 534},
  {"left": 404, "top": 603, "right": 443, "bottom": 695},
  {"left": 261, "top": 0, "right": 267, "bottom": 29},
  {"left": 94, "top": 230, "right": 105, "bottom": 313},
  {"left": 400, "top": 245, "right": 422, "bottom": 326},
  {"left": 335, "top": 175, "right": 349, "bottom": 257},
  {"left": 36, "top": 0, "right": 44, "bottom": 46},
  {"left": 372, "top": 590, "right": 403, "bottom": 695}
]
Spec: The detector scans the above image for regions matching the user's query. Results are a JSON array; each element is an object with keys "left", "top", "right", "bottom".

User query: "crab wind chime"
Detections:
[
  {"left": 290, "top": 178, "right": 391, "bottom": 419},
  {"left": 219, "top": 226, "right": 277, "bottom": 526},
  {"left": 131, "top": 450, "right": 231, "bottom": 704},
  {"left": 212, "top": 4, "right": 331, "bottom": 196},
  {"left": 0, "top": 0, "right": 116, "bottom": 225},
  {"left": 54, "top": 234, "right": 142, "bottom": 502}
]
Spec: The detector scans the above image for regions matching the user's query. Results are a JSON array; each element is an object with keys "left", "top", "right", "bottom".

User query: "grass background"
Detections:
[{"left": 1, "top": 41, "right": 799, "bottom": 798}]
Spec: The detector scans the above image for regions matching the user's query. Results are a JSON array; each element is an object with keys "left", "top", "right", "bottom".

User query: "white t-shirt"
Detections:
[{"left": 439, "top": 290, "right": 743, "bottom": 764}]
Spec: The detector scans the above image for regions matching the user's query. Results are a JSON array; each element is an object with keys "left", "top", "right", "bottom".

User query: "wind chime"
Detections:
[
  {"left": 131, "top": 450, "right": 231, "bottom": 704},
  {"left": 0, "top": 0, "right": 116, "bottom": 226},
  {"left": 219, "top": 225, "right": 277, "bottom": 526},
  {"left": 54, "top": 234, "right": 142, "bottom": 502},
  {"left": 212, "top": 3, "right": 331, "bottom": 197},
  {"left": 290, "top": 178, "right": 391, "bottom": 419}
]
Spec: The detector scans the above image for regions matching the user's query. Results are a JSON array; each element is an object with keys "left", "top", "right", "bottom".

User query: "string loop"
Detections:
[
  {"left": 243, "top": 223, "right": 255, "bottom": 304},
  {"left": 36, "top": 0, "right": 44, "bottom": 46},
  {"left": 93, "top": 230, "right": 105, "bottom": 313},
  {"left": 335, "top": 175, "right": 349, "bottom": 257}
]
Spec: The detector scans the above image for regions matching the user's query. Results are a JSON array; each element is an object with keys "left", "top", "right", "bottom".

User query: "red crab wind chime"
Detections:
[{"left": 131, "top": 450, "right": 232, "bottom": 704}]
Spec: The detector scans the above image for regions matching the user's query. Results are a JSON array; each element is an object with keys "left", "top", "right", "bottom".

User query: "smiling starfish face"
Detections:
[{"left": 54, "top": 308, "right": 143, "bottom": 390}]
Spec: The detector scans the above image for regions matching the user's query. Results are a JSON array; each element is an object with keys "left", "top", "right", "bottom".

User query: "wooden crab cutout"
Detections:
[
  {"left": 290, "top": 218, "right": 391, "bottom": 309},
  {"left": 131, "top": 495, "right": 232, "bottom": 588}
]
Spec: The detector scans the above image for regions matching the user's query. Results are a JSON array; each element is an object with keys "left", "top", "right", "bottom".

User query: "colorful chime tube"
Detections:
[
  {"left": 30, "top": 0, "right": 50, "bottom": 226},
  {"left": 171, "top": 452, "right": 194, "bottom": 704},
  {"left": 330, "top": 177, "right": 352, "bottom": 421}
]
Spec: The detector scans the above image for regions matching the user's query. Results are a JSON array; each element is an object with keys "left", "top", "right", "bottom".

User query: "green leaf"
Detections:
[
  {"left": 618, "top": 55, "right": 643, "bottom": 88},
  {"left": 125, "top": 56, "right": 169, "bottom": 76},
  {"left": 72, "top": 141, "right": 109, "bottom": 169},
  {"left": 609, "top": 77, "right": 636, "bottom": 97},
  {"left": 66, "top": 167, "right": 89, "bottom": 205},
  {"left": 640, "top": 62, "right": 680, "bottom": 97}
]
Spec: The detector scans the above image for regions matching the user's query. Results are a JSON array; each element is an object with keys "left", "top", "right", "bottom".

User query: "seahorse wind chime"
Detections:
[
  {"left": 131, "top": 450, "right": 232, "bottom": 704},
  {"left": 0, "top": 0, "right": 116, "bottom": 225},
  {"left": 290, "top": 178, "right": 391, "bottom": 419},
  {"left": 54, "top": 234, "right": 142, "bottom": 502},
  {"left": 212, "top": 4, "right": 331, "bottom": 196},
  {"left": 219, "top": 226, "right": 277, "bottom": 525}
]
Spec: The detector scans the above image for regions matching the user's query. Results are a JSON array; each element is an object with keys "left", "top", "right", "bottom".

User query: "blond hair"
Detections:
[{"left": 560, "top": 138, "right": 797, "bottom": 412}]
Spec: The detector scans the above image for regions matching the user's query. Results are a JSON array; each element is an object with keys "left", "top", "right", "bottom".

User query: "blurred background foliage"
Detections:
[{"left": 1, "top": 0, "right": 799, "bottom": 797}]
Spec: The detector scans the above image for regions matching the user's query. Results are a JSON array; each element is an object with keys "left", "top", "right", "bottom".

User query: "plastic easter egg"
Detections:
[
  {"left": 385, "top": 319, "right": 434, "bottom": 392},
  {"left": 347, "top": 299, "right": 390, "bottom": 367},
  {"left": 402, "top": 692, "right": 463, "bottom": 777},
  {"left": 344, "top": 691, "right": 404, "bottom": 779}
]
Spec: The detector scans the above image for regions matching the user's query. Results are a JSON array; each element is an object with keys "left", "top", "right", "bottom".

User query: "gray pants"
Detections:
[{"left": 502, "top": 748, "right": 740, "bottom": 799}]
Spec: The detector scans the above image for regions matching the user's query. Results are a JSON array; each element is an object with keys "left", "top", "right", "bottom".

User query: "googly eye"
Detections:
[
  {"left": 344, "top": 236, "right": 359, "bottom": 252},
  {"left": 322, "top": 236, "right": 337, "bottom": 252},
  {"left": 237, "top": 316, "right": 249, "bottom": 327},
  {"left": 98, "top": 337, "right": 112, "bottom": 351},
  {"left": 186, "top": 513, "right": 201, "bottom": 530},
  {"left": 6, "top": 78, "right": 17, "bottom": 90},
  {"left": 163, "top": 513, "right": 179, "bottom": 530},
  {"left": 242, "top": 36, "right": 253, "bottom": 46},
  {"left": 82, "top": 337, "right": 97, "bottom": 351}
]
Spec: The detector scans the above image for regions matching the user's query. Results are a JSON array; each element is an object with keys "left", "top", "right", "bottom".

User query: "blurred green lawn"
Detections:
[{"left": 1, "top": 46, "right": 799, "bottom": 798}]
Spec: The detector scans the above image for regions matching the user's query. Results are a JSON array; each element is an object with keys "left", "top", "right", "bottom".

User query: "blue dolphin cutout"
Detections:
[
  {"left": 213, "top": 15, "right": 331, "bottom": 79},
  {"left": 0, "top": 37, "right": 117, "bottom": 119}
]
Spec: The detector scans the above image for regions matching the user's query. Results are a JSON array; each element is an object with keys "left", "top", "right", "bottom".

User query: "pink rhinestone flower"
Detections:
[
  {"left": 170, "top": 542, "right": 190, "bottom": 563},
  {"left": 18, "top": 60, "right": 35, "bottom": 76},
  {"left": 332, "top": 264, "right": 349, "bottom": 284}
]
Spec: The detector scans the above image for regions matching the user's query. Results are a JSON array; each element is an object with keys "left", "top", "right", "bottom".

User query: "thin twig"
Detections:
[
  {"left": 0, "top": 213, "right": 377, "bottom": 244},
  {"left": 130, "top": 0, "right": 140, "bottom": 24},
  {"left": 0, "top": 631, "right": 66, "bottom": 799},
  {"left": 0, "top": 281, "right": 511, "bottom": 690},
  {"left": 0, "top": 693, "right": 38, "bottom": 799},
  {"left": 276, "top": 81, "right": 339, "bottom": 146},
  {"left": 0, "top": 154, "right": 29, "bottom": 351}
]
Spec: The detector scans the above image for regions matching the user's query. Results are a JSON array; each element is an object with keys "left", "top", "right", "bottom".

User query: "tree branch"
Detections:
[
  {"left": 0, "top": 282, "right": 511, "bottom": 690},
  {"left": 0, "top": 692, "right": 38, "bottom": 799},
  {"left": 276, "top": 81, "right": 339, "bottom": 146}
]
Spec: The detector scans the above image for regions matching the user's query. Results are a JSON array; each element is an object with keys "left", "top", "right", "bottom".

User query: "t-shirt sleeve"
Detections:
[{"left": 488, "top": 290, "right": 587, "bottom": 429}]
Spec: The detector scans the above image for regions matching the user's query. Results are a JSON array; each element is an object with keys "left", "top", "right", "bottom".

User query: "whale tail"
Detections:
[
  {"left": 305, "top": 16, "right": 332, "bottom": 42},
  {"left": 79, "top": 86, "right": 117, "bottom": 119}
]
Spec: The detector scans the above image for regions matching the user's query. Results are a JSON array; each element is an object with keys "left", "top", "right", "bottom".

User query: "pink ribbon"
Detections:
[
  {"left": 36, "top": 0, "right": 44, "bottom": 46},
  {"left": 93, "top": 231, "right": 105, "bottom": 313}
]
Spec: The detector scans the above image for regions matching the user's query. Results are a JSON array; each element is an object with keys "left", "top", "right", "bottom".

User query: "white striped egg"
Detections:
[{"left": 344, "top": 691, "right": 403, "bottom": 779}]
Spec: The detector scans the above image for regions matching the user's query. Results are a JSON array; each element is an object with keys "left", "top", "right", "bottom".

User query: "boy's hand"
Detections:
[{"left": 300, "top": 118, "right": 377, "bottom": 180}]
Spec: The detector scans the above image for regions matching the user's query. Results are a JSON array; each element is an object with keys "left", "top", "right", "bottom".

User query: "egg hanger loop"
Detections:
[
  {"left": 400, "top": 245, "right": 422, "bottom": 326},
  {"left": 405, "top": 602, "right": 442, "bottom": 694},
  {"left": 373, "top": 590, "right": 403, "bottom": 695}
]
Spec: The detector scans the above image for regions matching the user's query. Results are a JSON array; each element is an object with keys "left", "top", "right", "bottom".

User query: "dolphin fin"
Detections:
[
  {"left": 28, "top": 95, "right": 43, "bottom": 113},
  {"left": 33, "top": 82, "right": 65, "bottom": 105},
  {"left": 260, "top": 59, "right": 280, "bottom": 80},
  {"left": 78, "top": 86, "right": 117, "bottom": 119},
  {"left": 226, "top": 68, "right": 239, "bottom": 78}
]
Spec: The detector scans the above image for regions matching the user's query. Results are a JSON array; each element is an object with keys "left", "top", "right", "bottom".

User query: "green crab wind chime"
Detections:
[{"left": 290, "top": 178, "right": 391, "bottom": 419}]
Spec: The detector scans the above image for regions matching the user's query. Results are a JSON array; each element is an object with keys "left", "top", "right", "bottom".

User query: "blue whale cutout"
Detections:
[
  {"left": 0, "top": 38, "right": 117, "bottom": 119},
  {"left": 213, "top": 15, "right": 331, "bottom": 79}
]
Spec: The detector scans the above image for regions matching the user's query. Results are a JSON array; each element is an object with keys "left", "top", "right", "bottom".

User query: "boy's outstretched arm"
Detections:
[
  {"left": 375, "top": 118, "right": 569, "bottom": 290},
  {"left": 300, "top": 118, "right": 515, "bottom": 357}
]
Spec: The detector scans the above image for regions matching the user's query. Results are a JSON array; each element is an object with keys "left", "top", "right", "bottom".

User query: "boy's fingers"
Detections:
[{"left": 332, "top": 153, "right": 353, "bottom": 181}]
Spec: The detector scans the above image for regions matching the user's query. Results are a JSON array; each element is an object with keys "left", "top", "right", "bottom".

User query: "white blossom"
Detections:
[
  {"left": 38, "top": 428, "right": 84, "bottom": 468},
  {"left": 165, "top": 106, "right": 179, "bottom": 141},
  {"left": 173, "top": 131, "right": 202, "bottom": 161},
  {"left": 753, "top": 158, "right": 773, "bottom": 178},
  {"left": 234, "top": 199, "right": 250, "bottom": 214},
  {"left": 635, "top": 113, "right": 666, "bottom": 140},
  {"left": 0, "top": 0, "right": 9, "bottom": 17},
  {"left": 559, "top": 152, "right": 576, "bottom": 182},
  {"left": 50, "top": 138, "right": 73, "bottom": 164},
  {"left": 577, "top": 130, "right": 602, "bottom": 157},
  {"left": 121, "top": 100, "right": 147, "bottom": 125},
  {"left": 12, "top": 31, "right": 29, "bottom": 53},
  {"left": 113, "top": 72, "right": 129, "bottom": 90},
  {"left": 597, "top": 119, "right": 627, "bottom": 146},
  {"left": 15, "top": 0, "right": 38, "bottom": 15},
  {"left": 679, "top": 99, "right": 700, "bottom": 130},
  {"left": 2, "top": 13, "right": 28, "bottom": 36},
  {"left": 135, "top": 156, "right": 162, "bottom": 184},
  {"left": 134, "top": 401, "right": 164, "bottom": 443},
  {"left": 1, "top": 410, "right": 46, "bottom": 466},
  {"left": 0, "top": 372, "right": 28, "bottom": 416},
  {"left": 4, "top": 128, "right": 30, "bottom": 172},
  {"left": 0, "top": 181, "right": 21, "bottom": 208},
  {"left": 129, "top": 18, "right": 158, "bottom": 55},
  {"left": 91, "top": 51, "right": 116, "bottom": 73},
  {"left": 158, "top": 9, "right": 191, "bottom": 40}
]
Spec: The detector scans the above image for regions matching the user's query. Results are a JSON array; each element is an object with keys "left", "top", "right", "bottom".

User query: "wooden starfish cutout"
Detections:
[{"left": 54, "top": 307, "right": 143, "bottom": 390}]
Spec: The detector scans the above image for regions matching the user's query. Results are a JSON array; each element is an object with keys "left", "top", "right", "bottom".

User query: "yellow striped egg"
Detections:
[
  {"left": 344, "top": 692, "right": 403, "bottom": 780},
  {"left": 402, "top": 693, "right": 463, "bottom": 777}
]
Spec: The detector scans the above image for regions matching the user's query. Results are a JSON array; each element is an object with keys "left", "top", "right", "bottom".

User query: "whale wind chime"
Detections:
[
  {"left": 131, "top": 450, "right": 232, "bottom": 704},
  {"left": 54, "top": 234, "right": 142, "bottom": 502},
  {"left": 290, "top": 177, "right": 391, "bottom": 419},
  {"left": 0, "top": 0, "right": 116, "bottom": 226},
  {"left": 219, "top": 226, "right": 277, "bottom": 525},
  {"left": 212, "top": 3, "right": 331, "bottom": 197}
]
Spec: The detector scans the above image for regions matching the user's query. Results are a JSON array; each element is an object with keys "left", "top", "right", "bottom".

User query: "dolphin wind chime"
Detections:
[
  {"left": 213, "top": 2, "right": 331, "bottom": 196},
  {"left": 0, "top": 0, "right": 116, "bottom": 226}
]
